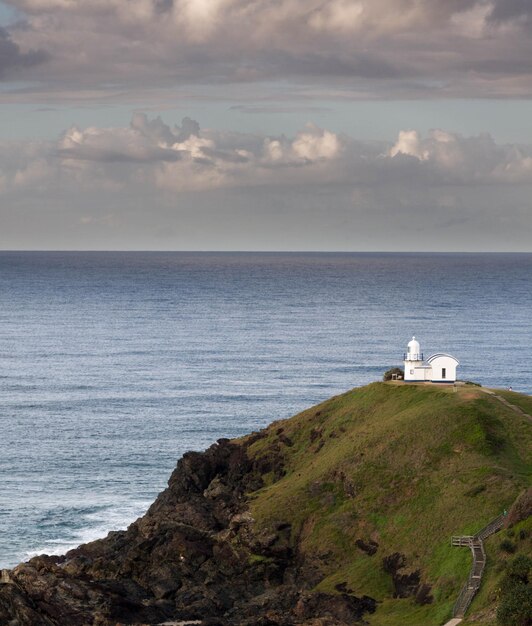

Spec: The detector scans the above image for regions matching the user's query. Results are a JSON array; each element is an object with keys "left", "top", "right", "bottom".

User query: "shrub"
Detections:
[
  {"left": 506, "top": 556, "right": 532, "bottom": 584},
  {"left": 497, "top": 585, "right": 532, "bottom": 626},
  {"left": 383, "top": 367, "right": 404, "bottom": 381},
  {"left": 497, "top": 556, "right": 532, "bottom": 626},
  {"left": 500, "top": 539, "right": 517, "bottom": 554}
]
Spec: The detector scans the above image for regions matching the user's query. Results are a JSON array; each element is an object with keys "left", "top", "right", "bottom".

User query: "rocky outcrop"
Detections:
[
  {"left": 382, "top": 553, "right": 432, "bottom": 604},
  {"left": 506, "top": 488, "right": 532, "bottom": 528},
  {"left": 0, "top": 438, "right": 376, "bottom": 626},
  {"left": 354, "top": 540, "right": 378, "bottom": 557}
]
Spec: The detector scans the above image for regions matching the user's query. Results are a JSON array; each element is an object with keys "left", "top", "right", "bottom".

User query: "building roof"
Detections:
[{"left": 426, "top": 353, "right": 460, "bottom": 365}]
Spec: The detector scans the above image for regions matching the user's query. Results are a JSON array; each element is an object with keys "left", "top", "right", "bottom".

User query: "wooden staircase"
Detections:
[{"left": 450, "top": 514, "right": 505, "bottom": 619}]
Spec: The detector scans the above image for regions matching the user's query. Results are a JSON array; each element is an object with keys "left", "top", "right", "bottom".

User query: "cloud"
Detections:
[
  {"left": 3, "top": 114, "right": 532, "bottom": 198},
  {"left": 57, "top": 114, "right": 203, "bottom": 163},
  {"left": 262, "top": 124, "right": 343, "bottom": 165},
  {"left": 1, "top": 0, "right": 532, "bottom": 99},
  {"left": 389, "top": 130, "right": 428, "bottom": 160},
  {"left": 1, "top": 115, "right": 531, "bottom": 250},
  {"left": 58, "top": 115, "right": 531, "bottom": 192},
  {"left": 386, "top": 129, "right": 532, "bottom": 184},
  {"left": 0, "top": 26, "right": 47, "bottom": 78},
  {"left": 488, "top": 0, "right": 532, "bottom": 26}
]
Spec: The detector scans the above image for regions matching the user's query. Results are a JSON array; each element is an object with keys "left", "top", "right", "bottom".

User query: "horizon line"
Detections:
[{"left": 0, "top": 249, "right": 531, "bottom": 255}]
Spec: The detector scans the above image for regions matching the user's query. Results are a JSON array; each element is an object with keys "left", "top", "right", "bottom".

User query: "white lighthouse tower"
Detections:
[{"left": 404, "top": 336, "right": 426, "bottom": 381}]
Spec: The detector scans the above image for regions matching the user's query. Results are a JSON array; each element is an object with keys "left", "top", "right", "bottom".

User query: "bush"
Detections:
[
  {"left": 383, "top": 367, "right": 404, "bottom": 381},
  {"left": 506, "top": 556, "right": 532, "bottom": 583},
  {"left": 497, "top": 585, "right": 532, "bottom": 626},
  {"left": 497, "top": 556, "right": 532, "bottom": 626},
  {"left": 500, "top": 539, "right": 517, "bottom": 554}
]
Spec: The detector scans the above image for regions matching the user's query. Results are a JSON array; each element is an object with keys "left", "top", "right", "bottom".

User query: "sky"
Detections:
[{"left": 0, "top": 0, "right": 532, "bottom": 251}]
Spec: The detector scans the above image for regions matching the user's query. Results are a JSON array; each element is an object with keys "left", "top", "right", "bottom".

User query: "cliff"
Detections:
[{"left": 0, "top": 383, "right": 530, "bottom": 626}]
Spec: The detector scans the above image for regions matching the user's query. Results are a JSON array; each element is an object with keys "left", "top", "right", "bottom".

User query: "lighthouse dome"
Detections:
[{"left": 406, "top": 336, "right": 422, "bottom": 361}]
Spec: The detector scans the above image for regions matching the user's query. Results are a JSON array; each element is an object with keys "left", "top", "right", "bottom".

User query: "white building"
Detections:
[{"left": 403, "top": 337, "right": 459, "bottom": 383}]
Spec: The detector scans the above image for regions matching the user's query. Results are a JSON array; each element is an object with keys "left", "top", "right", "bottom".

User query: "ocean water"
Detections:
[{"left": 0, "top": 251, "right": 531, "bottom": 568}]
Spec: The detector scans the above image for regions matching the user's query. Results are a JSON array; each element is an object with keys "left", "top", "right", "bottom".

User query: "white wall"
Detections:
[
  {"left": 428, "top": 355, "right": 458, "bottom": 382},
  {"left": 404, "top": 361, "right": 431, "bottom": 381}
]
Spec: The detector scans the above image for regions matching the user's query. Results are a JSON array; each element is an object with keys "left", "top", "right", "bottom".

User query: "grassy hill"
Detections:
[
  {"left": 2, "top": 381, "right": 530, "bottom": 626},
  {"left": 243, "top": 382, "right": 532, "bottom": 625}
]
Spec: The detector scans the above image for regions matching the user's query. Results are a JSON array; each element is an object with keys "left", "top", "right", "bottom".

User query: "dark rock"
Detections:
[
  {"left": 382, "top": 552, "right": 428, "bottom": 599},
  {"left": 278, "top": 434, "right": 293, "bottom": 447},
  {"left": 294, "top": 591, "right": 377, "bottom": 622},
  {"left": 355, "top": 539, "right": 379, "bottom": 556},
  {"left": 507, "top": 487, "right": 532, "bottom": 527},
  {"left": 334, "top": 582, "right": 354, "bottom": 594},
  {"left": 415, "top": 583, "right": 434, "bottom": 605},
  {"left": 0, "top": 438, "right": 376, "bottom": 626},
  {"left": 310, "top": 427, "right": 323, "bottom": 443},
  {"left": 382, "top": 552, "right": 406, "bottom": 575}
]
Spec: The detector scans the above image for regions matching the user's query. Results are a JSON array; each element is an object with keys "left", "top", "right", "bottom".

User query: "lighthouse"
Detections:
[
  {"left": 404, "top": 336, "right": 427, "bottom": 381},
  {"left": 403, "top": 337, "right": 459, "bottom": 383},
  {"left": 406, "top": 336, "right": 422, "bottom": 362}
]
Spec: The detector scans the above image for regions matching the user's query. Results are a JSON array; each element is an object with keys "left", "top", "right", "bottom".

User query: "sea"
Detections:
[{"left": 0, "top": 251, "right": 531, "bottom": 569}]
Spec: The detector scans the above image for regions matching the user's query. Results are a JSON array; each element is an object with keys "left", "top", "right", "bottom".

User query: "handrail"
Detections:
[
  {"left": 450, "top": 513, "right": 505, "bottom": 619},
  {"left": 475, "top": 514, "right": 505, "bottom": 541}
]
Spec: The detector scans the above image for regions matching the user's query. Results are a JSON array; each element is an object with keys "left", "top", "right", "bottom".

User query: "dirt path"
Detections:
[{"left": 480, "top": 388, "right": 532, "bottom": 422}]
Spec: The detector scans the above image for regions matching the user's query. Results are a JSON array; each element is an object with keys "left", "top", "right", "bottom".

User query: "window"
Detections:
[
  {"left": 442, "top": 368, "right": 446, "bottom": 379},
  {"left": 410, "top": 369, "right": 414, "bottom": 375}
]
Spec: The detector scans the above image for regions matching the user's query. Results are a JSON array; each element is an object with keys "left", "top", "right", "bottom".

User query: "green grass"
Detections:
[
  {"left": 240, "top": 382, "right": 532, "bottom": 625},
  {"left": 366, "top": 597, "right": 452, "bottom": 626},
  {"left": 494, "top": 389, "right": 532, "bottom": 417},
  {"left": 464, "top": 516, "right": 532, "bottom": 625}
]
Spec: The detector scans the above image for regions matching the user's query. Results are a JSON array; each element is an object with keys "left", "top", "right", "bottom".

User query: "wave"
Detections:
[{"left": 21, "top": 500, "right": 152, "bottom": 564}]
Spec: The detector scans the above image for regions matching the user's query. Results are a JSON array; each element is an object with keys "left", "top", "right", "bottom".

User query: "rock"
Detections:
[
  {"left": 0, "top": 570, "right": 14, "bottom": 584},
  {"left": 203, "top": 477, "right": 230, "bottom": 500},
  {"left": 507, "top": 487, "right": 532, "bottom": 527},
  {"left": 293, "top": 591, "right": 377, "bottom": 623},
  {"left": 355, "top": 539, "right": 379, "bottom": 556},
  {"left": 382, "top": 552, "right": 430, "bottom": 600},
  {"left": 0, "top": 438, "right": 376, "bottom": 626}
]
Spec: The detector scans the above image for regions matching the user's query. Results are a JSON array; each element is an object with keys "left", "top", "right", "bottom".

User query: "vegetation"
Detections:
[
  {"left": 383, "top": 367, "right": 404, "bottom": 381},
  {"left": 500, "top": 539, "right": 517, "bottom": 554},
  {"left": 496, "top": 390, "right": 532, "bottom": 417},
  {"left": 463, "top": 513, "right": 532, "bottom": 626},
  {"left": 241, "top": 382, "right": 532, "bottom": 625},
  {"left": 496, "top": 555, "right": 532, "bottom": 626}
]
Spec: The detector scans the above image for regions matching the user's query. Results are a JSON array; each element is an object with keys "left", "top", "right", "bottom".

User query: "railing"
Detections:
[
  {"left": 453, "top": 585, "right": 476, "bottom": 619},
  {"left": 475, "top": 514, "right": 505, "bottom": 542},
  {"left": 451, "top": 536, "right": 473, "bottom": 547},
  {"left": 451, "top": 513, "right": 506, "bottom": 619},
  {"left": 453, "top": 539, "right": 486, "bottom": 617}
]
